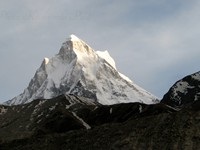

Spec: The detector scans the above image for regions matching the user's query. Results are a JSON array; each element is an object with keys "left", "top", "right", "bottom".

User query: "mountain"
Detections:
[
  {"left": 161, "top": 71, "right": 200, "bottom": 108},
  {"left": 5, "top": 34, "right": 157, "bottom": 105}
]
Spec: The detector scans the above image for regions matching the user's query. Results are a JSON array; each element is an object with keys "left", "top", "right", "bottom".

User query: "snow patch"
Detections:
[
  {"left": 192, "top": 72, "right": 200, "bottom": 81},
  {"left": 139, "top": 105, "right": 142, "bottom": 113},
  {"left": 119, "top": 73, "right": 133, "bottom": 83},
  {"left": 110, "top": 108, "right": 113, "bottom": 114},
  {"left": 37, "top": 112, "right": 44, "bottom": 118},
  {"left": 96, "top": 50, "right": 116, "bottom": 69},
  {"left": 44, "top": 57, "right": 49, "bottom": 65},
  {"left": 93, "top": 106, "right": 98, "bottom": 111},
  {"left": 31, "top": 100, "right": 47, "bottom": 120},
  {"left": 65, "top": 95, "right": 76, "bottom": 109},
  {"left": 37, "top": 119, "right": 42, "bottom": 124},
  {"left": 0, "top": 107, "right": 7, "bottom": 115},
  {"left": 27, "top": 104, "right": 33, "bottom": 108},
  {"left": 67, "top": 34, "right": 80, "bottom": 41},
  {"left": 72, "top": 112, "right": 91, "bottom": 129},
  {"left": 172, "top": 81, "right": 194, "bottom": 97},
  {"left": 165, "top": 105, "right": 181, "bottom": 111},
  {"left": 34, "top": 100, "right": 47, "bottom": 109},
  {"left": 194, "top": 93, "right": 200, "bottom": 101},
  {"left": 49, "top": 105, "right": 56, "bottom": 111}
]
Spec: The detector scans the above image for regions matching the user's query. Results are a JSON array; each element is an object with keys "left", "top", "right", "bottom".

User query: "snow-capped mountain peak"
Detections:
[
  {"left": 67, "top": 34, "right": 81, "bottom": 41},
  {"left": 60, "top": 35, "right": 96, "bottom": 59},
  {"left": 5, "top": 35, "right": 157, "bottom": 105}
]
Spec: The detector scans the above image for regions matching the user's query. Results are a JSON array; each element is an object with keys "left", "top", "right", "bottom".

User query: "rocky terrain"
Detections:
[
  {"left": 0, "top": 96, "right": 200, "bottom": 149},
  {"left": 0, "top": 94, "right": 173, "bottom": 149},
  {"left": 0, "top": 91, "right": 200, "bottom": 149}
]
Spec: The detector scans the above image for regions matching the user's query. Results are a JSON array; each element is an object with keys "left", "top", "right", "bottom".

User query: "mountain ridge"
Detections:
[{"left": 1, "top": 92, "right": 200, "bottom": 150}]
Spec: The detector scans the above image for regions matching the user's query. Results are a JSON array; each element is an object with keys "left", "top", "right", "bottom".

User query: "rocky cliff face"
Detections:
[{"left": 5, "top": 35, "right": 157, "bottom": 105}]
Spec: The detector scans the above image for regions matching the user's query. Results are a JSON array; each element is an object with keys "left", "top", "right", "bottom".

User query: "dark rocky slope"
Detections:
[
  {"left": 1, "top": 101, "right": 200, "bottom": 150},
  {"left": 0, "top": 94, "right": 176, "bottom": 149}
]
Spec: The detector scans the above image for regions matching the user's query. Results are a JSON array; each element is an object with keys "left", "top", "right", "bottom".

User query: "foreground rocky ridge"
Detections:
[
  {"left": 0, "top": 95, "right": 172, "bottom": 141},
  {"left": 1, "top": 96, "right": 200, "bottom": 149},
  {"left": 0, "top": 95, "right": 98, "bottom": 141}
]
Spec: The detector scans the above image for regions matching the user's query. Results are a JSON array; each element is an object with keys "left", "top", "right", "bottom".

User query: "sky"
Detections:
[{"left": 0, "top": 0, "right": 200, "bottom": 103}]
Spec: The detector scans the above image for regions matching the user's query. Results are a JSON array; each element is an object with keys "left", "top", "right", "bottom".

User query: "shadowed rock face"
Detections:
[
  {"left": 0, "top": 95, "right": 95, "bottom": 141},
  {"left": 161, "top": 71, "right": 200, "bottom": 108},
  {"left": 0, "top": 95, "right": 169, "bottom": 141},
  {"left": 1, "top": 99, "right": 200, "bottom": 150}
]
